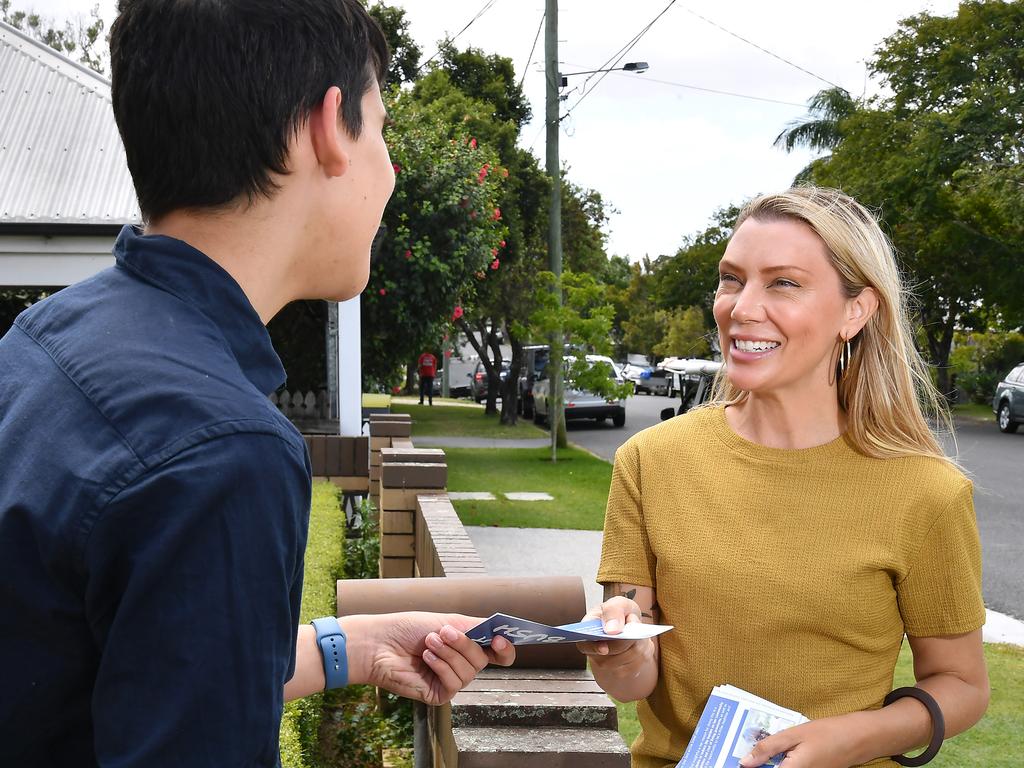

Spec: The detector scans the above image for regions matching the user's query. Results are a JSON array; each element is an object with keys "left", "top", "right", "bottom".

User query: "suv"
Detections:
[
  {"left": 993, "top": 363, "right": 1024, "bottom": 434},
  {"left": 532, "top": 354, "right": 627, "bottom": 428}
]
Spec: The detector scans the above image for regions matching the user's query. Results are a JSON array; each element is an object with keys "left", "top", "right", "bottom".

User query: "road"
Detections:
[{"left": 565, "top": 395, "right": 1024, "bottom": 621}]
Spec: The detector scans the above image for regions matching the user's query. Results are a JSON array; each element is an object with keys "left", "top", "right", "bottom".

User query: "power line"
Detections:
[
  {"left": 417, "top": 0, "right": 500, "bottom": 74},
  {"left": 610, "top": 71, "right": 808, "bottom": 107},
  {"left": 519, "top": 11, "right": 545, "bottom": 90},
  {"left": 560, "top": 0, "right": 678, "bottom": 122},
  {"left": 684, "top": 8, "right": 845, "bottom": 91}
]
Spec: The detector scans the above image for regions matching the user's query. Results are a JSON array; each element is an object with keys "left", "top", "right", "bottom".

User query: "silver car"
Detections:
[
  {"left": 532, "top": 355, "right": 627, "bottom": 428},
  {"left": 993, "top": 362, "right": 1024, "bottom": 434}
]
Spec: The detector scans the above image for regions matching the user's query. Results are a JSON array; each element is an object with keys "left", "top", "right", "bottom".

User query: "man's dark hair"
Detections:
[{"left": 110, "top": 0, "right": 389, "bottom": 222}]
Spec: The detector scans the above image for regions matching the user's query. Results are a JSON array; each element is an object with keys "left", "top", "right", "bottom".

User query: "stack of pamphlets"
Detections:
[
  {"left": 466, "top": 612, "right": 673, "bottom": 646},
  {"left": 676, "top": 685, "right": 807, "bottom": 768}
]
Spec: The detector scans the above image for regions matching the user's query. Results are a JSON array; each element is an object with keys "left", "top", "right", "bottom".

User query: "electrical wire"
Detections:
[
  {"left": 417, "top": 0, "right": 500, "bottom": 74},
  {"left": 684, "top": 8, "right": 844, "bottom": 91},
  {"left": 560, "top": 0, "right": 678, "bottom": 122},
  {"left": 610, "top": 71, "right": 808, "bottom": 107},
  {"left": 519, "top": 11, "right": 545, "bottom": 90}
]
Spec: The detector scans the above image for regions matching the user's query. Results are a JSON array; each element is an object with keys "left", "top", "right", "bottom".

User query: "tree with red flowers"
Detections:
[{"left": 360, "top": 87, "right": 507, "bottom": 389}]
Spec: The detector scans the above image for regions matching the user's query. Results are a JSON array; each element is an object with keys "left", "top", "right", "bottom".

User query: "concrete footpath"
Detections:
[{"left": 466, "top": 526, "right": 1024, "bottom": 647}]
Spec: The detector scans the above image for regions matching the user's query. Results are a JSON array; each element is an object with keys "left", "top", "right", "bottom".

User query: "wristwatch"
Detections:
[{"left": 311, "top": 616, "right": 348, "bottom": 690}]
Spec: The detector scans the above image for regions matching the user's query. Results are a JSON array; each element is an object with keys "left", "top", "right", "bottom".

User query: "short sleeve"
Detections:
[
  {"left": 84, "top": 431, "right": 311, "bottom": 767},
  {"left": 896, "top": 479, "right": 986, "bottom": 637},
  {"left": 597, "top": 440, "right": 656, "bottom": 588}
]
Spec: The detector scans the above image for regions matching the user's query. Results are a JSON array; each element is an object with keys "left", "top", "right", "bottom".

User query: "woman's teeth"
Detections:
[{"left": 734, "top": 339, "right": 780, "bottom": 353}]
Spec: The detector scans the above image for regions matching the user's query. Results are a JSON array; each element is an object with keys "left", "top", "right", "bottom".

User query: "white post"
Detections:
[{"left": 338, "top": 296, "right": 362, "bottom": 436}]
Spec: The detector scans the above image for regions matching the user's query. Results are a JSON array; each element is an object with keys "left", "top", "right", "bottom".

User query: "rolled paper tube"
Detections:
[{"left": 337, "top": 576, "right": 588, "bottom": 669}]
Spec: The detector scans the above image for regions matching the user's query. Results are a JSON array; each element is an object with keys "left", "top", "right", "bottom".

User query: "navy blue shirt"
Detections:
[{"left": 0, "top": 226, "right": 311, "bottom": 766}]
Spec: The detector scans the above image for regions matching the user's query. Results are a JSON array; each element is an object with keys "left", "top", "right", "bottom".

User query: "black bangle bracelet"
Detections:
[{"left": 883, "top": 687, "right": 945, "bottom": 766}]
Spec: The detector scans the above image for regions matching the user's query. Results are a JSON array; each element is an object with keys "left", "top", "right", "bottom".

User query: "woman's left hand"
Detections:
[{"left": 738, "top": 712, "right": 869, "bottom": 768}]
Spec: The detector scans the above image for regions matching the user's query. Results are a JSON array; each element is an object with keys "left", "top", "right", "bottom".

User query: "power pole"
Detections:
[{"left": 545, "top": 0, "right": 566, "bottom": 458}]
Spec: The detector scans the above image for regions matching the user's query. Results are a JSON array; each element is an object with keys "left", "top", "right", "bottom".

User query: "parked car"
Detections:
[
  {"left": 532, "top": 354, "right": 627, "bottom": 428},
  {"left": 518, "top": 345, "right": 550, "bottom": 418},
  {"left": 993, "top": 362, "right": 1024, "bottom": 433},
  {"left": 470, "top": 360, "right": 510, "bottom": 402}
]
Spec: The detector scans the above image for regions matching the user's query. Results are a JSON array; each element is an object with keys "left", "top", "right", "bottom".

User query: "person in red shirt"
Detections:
[{"left": 418, "top": 350, "right": 438, "bottom": 406}]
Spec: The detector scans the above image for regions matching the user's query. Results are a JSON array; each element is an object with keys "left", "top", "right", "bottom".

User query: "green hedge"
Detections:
[{"left": 280, "top": 481, "right": 346, "bottom": 768}]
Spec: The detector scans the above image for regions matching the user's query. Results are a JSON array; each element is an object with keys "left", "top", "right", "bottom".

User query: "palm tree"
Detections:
[{"left": 774, "top": 87, "right": 857, "bottom": 182}]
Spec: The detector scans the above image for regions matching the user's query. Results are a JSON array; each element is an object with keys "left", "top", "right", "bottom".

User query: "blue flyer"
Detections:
[{"left": 466, "top": 612, "right": 673, "bottom": 647}]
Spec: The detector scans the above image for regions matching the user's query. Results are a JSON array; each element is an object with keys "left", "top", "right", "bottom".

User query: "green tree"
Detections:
[
  {"left": 1, "top": 1, "right": 107, "bottom": 74},
  {"left": 811, "top": 0, "right": 1024, "bottom": 396},
  {"left": 366, "top": 2, "right": 421, "bottom": 85},
  {"left": 360, "top": 88, "right": 506, "bottom": 390},
  {"left": 561, "top": 179, "right": 612, "bottom": 276},
  {"left": 652, "top": 204, "right": 739, "bottom": 327},
  {"left": 774, "top": 87, "right": 857, "bottom": 181},
  {"left": 412, "top": 62, "right": 546, "bottom": 419},
  {"left": 529, "top": 271, "right": 633, "bottom": 457},
  {"left": 654, "top": 306, "right": 711, "bottom": 359},
  {"left": 621, "top": 308, "right": 664, "bottom": 365}
]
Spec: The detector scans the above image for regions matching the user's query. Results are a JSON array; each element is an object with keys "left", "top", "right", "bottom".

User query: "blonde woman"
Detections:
[{"left": 582, "top": 187, "right": 989, "bottom": 768}]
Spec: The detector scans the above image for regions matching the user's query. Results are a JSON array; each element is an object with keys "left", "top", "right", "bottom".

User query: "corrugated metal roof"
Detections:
[{"left": 0, "top": 21, "right": 140, "bottom": 226}]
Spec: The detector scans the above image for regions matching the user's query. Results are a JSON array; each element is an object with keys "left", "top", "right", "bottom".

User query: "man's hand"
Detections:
[{"left": 342, "top": 612, "right": 515, "bottom": 706}]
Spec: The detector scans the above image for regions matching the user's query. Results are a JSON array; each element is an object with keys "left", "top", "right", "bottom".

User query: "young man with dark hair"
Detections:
[{"left": 0, "top": 1, "right": 513, "bottom": 764}]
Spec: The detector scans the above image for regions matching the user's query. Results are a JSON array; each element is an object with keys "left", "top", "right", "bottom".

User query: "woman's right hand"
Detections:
[
  {"left": 577, "top": 586, "right": 661, "bottom": 702},
  {"left": 577, "top": 595, "right": 646, "bottom": 669}
]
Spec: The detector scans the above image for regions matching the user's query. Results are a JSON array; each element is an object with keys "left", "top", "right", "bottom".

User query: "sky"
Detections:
[{"left": 31, "top": 0, "right": 962, "bottom": 261}]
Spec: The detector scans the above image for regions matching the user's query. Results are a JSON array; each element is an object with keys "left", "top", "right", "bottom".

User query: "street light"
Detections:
[{"left": 559, "top": 61, "right": 649, "bottom": 87}]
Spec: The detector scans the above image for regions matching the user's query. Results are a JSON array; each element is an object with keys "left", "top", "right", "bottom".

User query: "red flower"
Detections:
[
  {"left": 379, "top": 288, "right": 387, "bottom": 296},
  {"left": 469, "top": 137, "right": 477, "bottom": 149},
  {"left": 391, "top": 385, "right": 402, "bottom": 394},
  {"left": 491, "top": 248, "right": 498, "bottom": 257},
  {"left": 392, "top": 163, "right": 401, "bottom": 174},
  {"left": 502, "top": 168, "right": 509, "bottom": 178},
  {"left": 492, "top": 207, "right": 501, "bottom": 221},
  {"left": 477, "top": 163, "right": 490, "bottom": 184},
  {"left": 452, "top": 306, "right": 464, "bottom": 320},
  {"left": 490, "top": 259, "right": 500, "bottom": 270},
  {"left": 404, "top": 249, "right": 412, "bottom": 260},
  {"left": 500, "top": 240, "right": 506, "bottom": 248}
]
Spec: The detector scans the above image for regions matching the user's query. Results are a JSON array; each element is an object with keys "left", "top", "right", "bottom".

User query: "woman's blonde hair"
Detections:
[{"left": 706, "top": 186, "right": 953, "bottom": 462}]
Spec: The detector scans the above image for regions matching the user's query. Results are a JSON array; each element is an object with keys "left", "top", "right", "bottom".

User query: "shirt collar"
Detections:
[{"left": 113, "top": 225, "right": 287, "bottom": 395}]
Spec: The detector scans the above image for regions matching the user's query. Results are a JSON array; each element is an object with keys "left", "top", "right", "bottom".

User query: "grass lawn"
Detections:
[
  {"left": 445, "top": 446, "right": 612, "bottom": 529},
  {"left": 953, "top": 402, "right": 995, "bottom": 422},
  {"left": 391, "top": 403, "right": 548, "bottom": 438},
  {"left": 392, "top": 402, "right": 546, "bottom": 439},
  {"left": 613, "top": 641, "right": 1024, "bottom": 766}
]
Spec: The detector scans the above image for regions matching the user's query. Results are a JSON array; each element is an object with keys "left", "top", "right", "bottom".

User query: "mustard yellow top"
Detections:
[{"left": 597, "top": 406, "right": 985, "bottom": 768}]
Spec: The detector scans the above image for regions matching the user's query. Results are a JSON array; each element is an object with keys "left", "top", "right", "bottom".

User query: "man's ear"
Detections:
[
  {"left": 846, "top": 286, "right": 880, "bottom": 338},
  {"left": 309, "top": 86, "right": 349, "bottom": 178}
]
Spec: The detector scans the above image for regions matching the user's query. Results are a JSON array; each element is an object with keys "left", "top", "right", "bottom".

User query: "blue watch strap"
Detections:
[{"left": 311, "top": 616, "right": 348, "bottom": 689}]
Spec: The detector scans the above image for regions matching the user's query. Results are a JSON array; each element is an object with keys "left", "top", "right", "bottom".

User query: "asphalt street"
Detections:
[{"left": 563, "top": 394, "right": 1024, "bottom": 621}]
